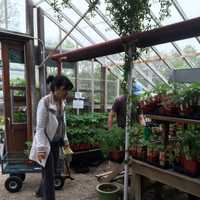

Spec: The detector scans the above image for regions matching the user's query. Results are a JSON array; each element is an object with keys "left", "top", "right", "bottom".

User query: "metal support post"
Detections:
[{"left": 124, "top": 44, "right": 136, "bottom": 200}]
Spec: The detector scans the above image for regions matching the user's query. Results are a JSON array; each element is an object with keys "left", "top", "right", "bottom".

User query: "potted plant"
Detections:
[
  {"left": 136, "top": 138, "right": 148, "bottom": 161},
  {"left": 146, "top": 142, "right": 159, "bottom": 164},
  {"left": 67, "top": 113, "right": 108, "bottom": 152},
  {"left": 178, "top": 124, "right": 200, "bottom": 177},
  {"left": 129, "top": 123, "right": 145, "bottom": 158},
  {"left": 158, "top": 144, "right": 171, "bottom": 168},
  {"left": 99, "top": 126, "right": 125, "bottom": 162},
  {"left": 96, "top": 182, "right": 121, "bottom": 200}
]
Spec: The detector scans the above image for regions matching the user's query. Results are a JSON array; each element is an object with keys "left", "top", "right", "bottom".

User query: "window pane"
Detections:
[{"left": 7, "top": 0, "right": 26, "bottom": 33}]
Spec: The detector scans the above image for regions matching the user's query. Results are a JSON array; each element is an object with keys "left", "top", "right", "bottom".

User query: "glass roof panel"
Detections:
[
  {"left": 166, "top": 56, "right": 189, "bottom": 69},
  {"left": 70, "top": 29, "right": 92, "bottom": 46},
  {"left": 177, "top": 0, "right": 200, "bottom": 19},
  {"left": 150, "top": 1, "right": 182, "bottom": 25},
  {"left": 85, "top": 12, "right": 118, "bottom": 40},
  {"left": 71, "top": 0, "right": 89, "bottom": 12},
  {"left": 61, "top": 31, "right": 76, "bottom": 50},
  {"left": 94, "top": 22, "right": 118, "bottom": 40},
  {"left": 61, "top": 6, "right": 80, "bottom": 22},
  {"left": 44, "top": 16, "right": 60, "bottom": 48},
  {"left": 140, "top": 49, "right": 172, "bottom": 77},
  {"left": 133, "top": 70, "right": 154, "bottom": 90},
  {"left": 175, "top": 38, "right": 200, "bottom": 52},
  {"left": 187, "top": 55, "right": 200, "bottom": 68},
  {"left": 77, "top": 20, "right": 105, "bottom": 43},
  {"left": 33, "top": 0, "right": 200, "bottom": 88},
  {"left": 153, "top": 42, "right": 178, "bottom": 55},
  {"left": 136, "top": 60, "right": 166, "bottom": 84}
]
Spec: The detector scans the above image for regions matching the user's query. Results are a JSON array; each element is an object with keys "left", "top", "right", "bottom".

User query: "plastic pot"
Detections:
[{"left": 96, "top": 183, "right": 121, "bottom": 200}]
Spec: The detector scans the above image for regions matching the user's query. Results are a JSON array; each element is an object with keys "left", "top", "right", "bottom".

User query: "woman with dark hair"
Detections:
[{"left": 29, "top": 75, "right": 73, "bottom": 200}]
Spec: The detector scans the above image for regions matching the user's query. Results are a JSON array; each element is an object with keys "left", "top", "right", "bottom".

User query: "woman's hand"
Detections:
[
  {"left": 63, "top": 145, "right": 73, "bottom": 155},
  {"left": 37, "top": 152, "right": 46, "bottom": 162}
]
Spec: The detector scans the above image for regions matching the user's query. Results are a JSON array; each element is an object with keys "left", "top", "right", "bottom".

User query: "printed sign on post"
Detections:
[{"left": 73, "top": 100, "right": 84, "bottom": 109}]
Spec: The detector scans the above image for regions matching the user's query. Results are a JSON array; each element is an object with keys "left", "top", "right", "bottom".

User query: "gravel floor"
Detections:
[{"left": 0, "top": 164, "right": 106, "bottom": 200}]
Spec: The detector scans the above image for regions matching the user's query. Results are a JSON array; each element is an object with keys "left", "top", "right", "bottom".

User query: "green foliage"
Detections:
[
  {"left": 129, "top": 123, "right": 145, "bottom": 146},
  {"left": 10, "top": 78, "right": 26, "bottom": 87},
  {"left": 153, "top": 83, "right": 173, "bottom": 95},
  {"left": 0, "top": 116, "right": 4, "bottom": 126},
  {"left": 177, "top": 124, "right": 200, "bottom": 160},
  {"left": 66, "top": 112, "right": 108, "bottom": 144},
  {"left": 105, "top": 0, "right": 171, "bottom": 36},
  {"left": 104, "top": 0, "right": 171, "bottom": 95},
  {"left": 140, "top": 82, "right": 200, "bottom": 106},
  {"left": 13, "top": 111, "right": 26, "bottom": 123},
  {"left": 48, "top": 0, "right": 99, "bottom": 21},
  {"left": 98, "top": 125, "right": 125, "bottom": 155}
]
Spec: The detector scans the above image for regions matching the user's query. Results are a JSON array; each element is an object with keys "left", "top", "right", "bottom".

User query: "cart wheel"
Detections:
[
  {"left": 10, "top": 173, "right": 26, "bottom": 182},
  {"left": 5, "top": 176, "right": 22, "bottom": 193},
  {"left": 54, "top": 176, "right": 65, "bottom": 190}
]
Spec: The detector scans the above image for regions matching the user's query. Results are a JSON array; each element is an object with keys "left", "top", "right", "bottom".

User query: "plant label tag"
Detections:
[{"left": 75, "top": 92, "right": 84, "bottom": 99}]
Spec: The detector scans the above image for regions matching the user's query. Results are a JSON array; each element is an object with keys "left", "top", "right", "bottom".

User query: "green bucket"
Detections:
[{"left": 96, "top": 183, "right": 121, "bottom": 200}]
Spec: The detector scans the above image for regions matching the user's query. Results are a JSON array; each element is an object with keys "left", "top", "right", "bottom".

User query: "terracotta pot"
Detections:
[
  {"left": 147, "top": 148, "right": 152, "bottom": 160},
  {"left": 147, "top": 149, "right": 159, "bottom": 162},
  {"left": 183, "top": 158, "right": 199, "bottom": 175},
  {"left": 109, "top": 150, "right": 124, "bottom": 162},
  {"left": 137, "top": 146, "right": 147, "bottom": 160},
  {"left": 71, "top": 144, "right": 80, "bottom": 152},
  {"left": 129, "top": 147, "right": 137, "bottom": 157}
]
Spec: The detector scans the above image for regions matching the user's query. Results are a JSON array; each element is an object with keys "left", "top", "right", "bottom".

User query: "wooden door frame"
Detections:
[{"left": 1, "top": 39, "right": 33, "bottom": 152}]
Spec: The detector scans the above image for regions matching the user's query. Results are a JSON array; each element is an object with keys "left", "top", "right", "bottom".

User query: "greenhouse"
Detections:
[{"left": 0, "top": 0, "right": 200, "bottom": 200}]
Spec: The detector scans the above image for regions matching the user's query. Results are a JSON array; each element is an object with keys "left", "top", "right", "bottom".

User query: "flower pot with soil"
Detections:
[
  {"left": 108, "top": 150, "right": 124, "bottom": 163},
  {"left": 146, "top": 142, "right": 159, "bottom": 164},
  {"left": 96, "top": 183, "right": 121, "bottom": 200},
  {"left": 178, "top": 125, "right": 200, "bottom": 176}
]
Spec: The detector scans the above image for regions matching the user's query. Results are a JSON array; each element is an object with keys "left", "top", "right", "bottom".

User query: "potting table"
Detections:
[{"left": 130, "top": 159, "right": 200, "bottom": 200}]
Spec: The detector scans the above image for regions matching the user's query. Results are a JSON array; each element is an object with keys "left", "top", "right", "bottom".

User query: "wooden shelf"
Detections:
[
  {"left": 131, "top": 159, "right": 200, "bottom": 199},
  {"left": 145, "top": 114, "right": 200, "bottom": 124}
]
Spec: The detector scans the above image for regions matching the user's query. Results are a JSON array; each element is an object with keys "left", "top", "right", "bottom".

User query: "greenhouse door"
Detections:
[{"left": 1, "top": 41, "right": 32, "bottom": 153}]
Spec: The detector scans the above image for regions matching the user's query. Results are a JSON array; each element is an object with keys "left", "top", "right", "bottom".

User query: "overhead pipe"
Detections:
[{"left": 51, "top": 16, "right": 200, "bottom": 62}]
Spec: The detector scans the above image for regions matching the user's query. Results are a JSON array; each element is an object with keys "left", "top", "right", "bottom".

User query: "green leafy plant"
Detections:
[
  {"left": 10, "top": 78, "right": 26, "bottom": 87},
  {"left": 13, "top": 111, "right": 26, "bottom": 123},
  {"left": 99, "top": 125, "right": 125, "bottom": 155},
  {"left": 177, "top": 124, "right": 200, "bottom": 160},
  {"left": 66, "top": 112, "right": 108, "bottom": 146},
  {"left": 105, "top": 0, "right": 171, "bottom": 36},
  {"left": 129, "top": 123, "right": 145, "bottom": 147}
]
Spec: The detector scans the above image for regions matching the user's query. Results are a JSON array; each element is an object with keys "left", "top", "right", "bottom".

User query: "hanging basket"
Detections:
[{"left": 96, "top": 183, "right": 121, "bottom": 200}]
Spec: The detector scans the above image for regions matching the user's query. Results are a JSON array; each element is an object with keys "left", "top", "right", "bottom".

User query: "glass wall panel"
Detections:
[
  {"left": 0, "top": 0, "right": 6, "bottom": 29},
  {"left": 44, "top": 17, "right": 60, "bottom": 48},
  {"left": 7, "top": 0, "right": 26, "bottom": 33}
]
